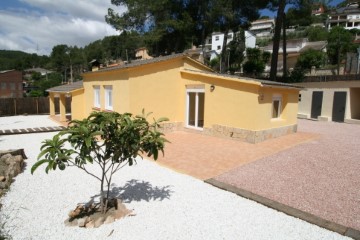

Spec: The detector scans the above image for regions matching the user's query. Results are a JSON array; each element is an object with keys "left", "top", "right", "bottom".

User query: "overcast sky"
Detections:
[{"left": 0, "top": 0, "right": 125, "bottom": 56}]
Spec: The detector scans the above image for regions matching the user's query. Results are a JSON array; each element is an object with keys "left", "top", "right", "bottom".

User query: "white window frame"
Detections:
[
  {"left": 104, "top": 85, "right": 113, "bottom": 111},
  {"left": 272, "top": 95, "right": 282, "bottom": 119},
  {"left": 93, "top": 85, "right": 100, "bottom": 108},
  {"left": 186, "top": 88, "right": 205, "bottom": 130}
]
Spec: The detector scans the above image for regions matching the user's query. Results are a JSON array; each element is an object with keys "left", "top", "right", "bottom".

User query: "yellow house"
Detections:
[{"left": 47, "top": 54, "right": 301, "bottom": 143}]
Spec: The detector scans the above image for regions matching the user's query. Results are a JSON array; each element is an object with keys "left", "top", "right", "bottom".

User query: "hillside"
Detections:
[{"left": 0, "top": 50, "right": 49, "bottom": 71}]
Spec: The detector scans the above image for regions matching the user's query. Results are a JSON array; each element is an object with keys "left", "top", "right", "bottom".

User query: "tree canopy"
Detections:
[{"left": 106, "top": 0, "right": 263, "bottom": 62}]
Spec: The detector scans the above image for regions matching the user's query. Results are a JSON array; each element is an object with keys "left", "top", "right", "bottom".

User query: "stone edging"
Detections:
[
  {"left": 205, "top": 178, "right": 360, "bottom": 240},
  {"left": 0, "top": 126, "right": 67, "bottom": 136}
]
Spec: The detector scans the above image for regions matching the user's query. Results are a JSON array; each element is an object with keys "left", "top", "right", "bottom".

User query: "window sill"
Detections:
[
  {"left": 103, "top": 109, "right": 114, "bottom": 112},
  {"left": 185, "top": 126, "right": 204, "bottom": 131},
  {"left": 92, "top": 107, "right": 101, "bottom": 111}
]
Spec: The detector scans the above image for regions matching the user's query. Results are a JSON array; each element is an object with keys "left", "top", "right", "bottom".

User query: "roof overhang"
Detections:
[{"left": 180, "top": 69, "right": 303, "bottom": 90}]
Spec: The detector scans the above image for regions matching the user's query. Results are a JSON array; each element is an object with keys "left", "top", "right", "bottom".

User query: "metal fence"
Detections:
[
  {"left": 303, "top": 74, "right": 360, "bottom": 82},
  {"left": 0, "top": 97, "right": 71, "bottom": 116}
]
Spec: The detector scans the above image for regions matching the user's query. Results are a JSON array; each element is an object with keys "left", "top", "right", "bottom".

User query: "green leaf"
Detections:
[
  {"left": 157, "top": 117, "right": 169, "bottom": 123},
  {"left": 31, "top": 159, "right": 50, "bottom": 174}
]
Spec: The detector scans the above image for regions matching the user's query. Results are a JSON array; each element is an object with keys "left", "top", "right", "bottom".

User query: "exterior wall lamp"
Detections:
[
  {"left": 259, "top": 92, "right": 264, "bottom": 101},
  {"left": 210, "top": 85, "right": 215, "bottom": 92}
]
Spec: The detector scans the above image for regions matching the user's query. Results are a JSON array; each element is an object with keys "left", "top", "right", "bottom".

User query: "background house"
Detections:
[
  {"left": 48, "top": 54, "right": 301, "bottom": 143},
  {"left": 135, "top": 47, "right": 153, "bottom": 60},
  {"left": 327, "top": 1, "right": 360, "bottom": 30},
  {"left": 249, "top": 18, "right": 275, "bottom": 38},
  {"left": 262, "top": 38, "right": 327, "bottom": 72},
  {"left": 203, "top": 31, "right": 256, "bottom": 61},
  {"left": 0, "top": 70, "right": 23, "bottom": 98}
]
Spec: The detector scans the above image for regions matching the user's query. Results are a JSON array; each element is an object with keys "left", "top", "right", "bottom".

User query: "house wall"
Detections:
[
  {"left": 71, "top": 89, "right": 85, "bottom": 120},
  {"left": 245, "top": 31, "right": 256, "bottom": 49},
  {"left": 180, "top": 71, "right": 299, "bottom": 134},
  {"left": 82, "top": 70, "right": 131, "bottom": 116},
  {"left": 297, "top": 81, "right": 360, "bottom": 122},
  {"left": 79, "top": 56, "right": 299, "bottom": 143}
]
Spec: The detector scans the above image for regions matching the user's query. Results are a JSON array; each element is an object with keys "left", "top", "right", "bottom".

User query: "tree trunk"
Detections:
[
  {"left": 221, "top": 30, "right": 229, "bottom": 73},
  {"left": 282, "top": 13, "right": 287, "bottom": 78},
  {"left": 270, "top": 0, "right": 286, "bottom": 81}
]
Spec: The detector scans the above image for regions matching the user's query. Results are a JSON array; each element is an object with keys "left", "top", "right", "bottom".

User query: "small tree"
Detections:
[
  {"left": 243, "top": 48, "right": 268, "bottom": 77},
  {"left": 31, "top": 111, "right": 168, "bottom": 213},
  {"left": 296, "top": 49, "right": 326, "bottom": 71}
]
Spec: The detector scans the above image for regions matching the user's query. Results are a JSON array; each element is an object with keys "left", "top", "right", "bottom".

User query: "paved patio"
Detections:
[
  {"left": 156, "top": 128, "right": 318, "bottom": 180},
  {"left": 155, "top": 119, "right": 360, "bottom": 236}
]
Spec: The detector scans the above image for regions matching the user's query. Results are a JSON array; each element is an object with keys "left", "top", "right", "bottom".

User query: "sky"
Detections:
[
  {"left": 0, "top": 0, "right": 125, "bottom": 56},
  {"left": 0, "top": 0, "right": 346, "bottom": 56},
  {"left": 260, "top": 0, "right": 345, "bottom": 17}
]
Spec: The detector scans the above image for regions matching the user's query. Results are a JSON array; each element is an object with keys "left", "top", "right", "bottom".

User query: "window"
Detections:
[
  {"left": 93, "top": 85, "right": 100, "bottom": 108},
  {"left": 272, "top": 95, "right": 282, "bottom": 118},
  {"left": 104, "top": 85, "right": 113, "bottom": 110},
  {"left": 227, "top": 34, "right": 233, "bottom": 39},
  {"left": 10, "top": 83, "right": 15, "bottom": 90},
  {"left": 215, "top": 36, "right": 219, "bottom": 41},
  {"left": 1, "top": 82, "right": 6, "bottom": 90},
  {"left": 217, "top": 45, "right": 221, "bottom": 50}
]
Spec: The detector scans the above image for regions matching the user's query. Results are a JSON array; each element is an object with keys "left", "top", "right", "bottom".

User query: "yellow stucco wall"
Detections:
[
  {"left": 257, "top": 87, "right": 299, "bottom": 130},
  {"left": 73, "top": 56, "right": 299, "bottom": 132},
  {"left": 71, "top": 89, "right": 85, "bottom": 120},
  {"left": 181, "top": 71, "right": 299, "bottom": 130}
]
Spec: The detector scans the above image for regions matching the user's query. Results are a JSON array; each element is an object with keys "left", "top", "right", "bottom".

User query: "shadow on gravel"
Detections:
[{"left": 88, "top": 179, "right": 173, "bottom": 204}]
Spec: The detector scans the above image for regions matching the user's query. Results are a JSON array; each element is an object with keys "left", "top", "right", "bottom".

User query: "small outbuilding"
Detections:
[
  {"left": 47, "top": 54, "right": 301, "bottom": 143},
  {"left": 298, "top": 77, "right": 360, "bottom": 124}
]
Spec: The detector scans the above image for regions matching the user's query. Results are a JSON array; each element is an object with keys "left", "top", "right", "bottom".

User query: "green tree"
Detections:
[
  {"left": 327, "top": 26, "right": 354, "bottom": 73},
  {"left": 227, "top": 29, "right": 246, "bottom": 72},
  {"left": 30, "top": 72, "right": 63, "bottom": 97},
  {"left": 106, "top": 0, "right": 199, "bottom": 55},
  {"left": 106, "top": 0, "right": 264, "bottom": 61},
  {"left": 285, "top": 0, "right": 313, "bottom": 27},
  {"left": 31, "top": 111, "right": 169, "bottom": 213},
  {"left": 210, "top": 0, "right": 260, "bottom": 72},
  {"left": 243, "top": 48, "right": 268, "bottom": 77},
  {"left": 305, "top": 26, "right": 328, "bottom": 41},
  {"left": 50, "top": 44, "right": 69, "bottom": 72},
  {"left": 296, "top": 49, "right": 326, "bottom": 70}
]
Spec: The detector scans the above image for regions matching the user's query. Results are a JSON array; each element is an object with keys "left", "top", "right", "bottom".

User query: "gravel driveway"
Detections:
[
  {"left": 214, "top": 119, "right": 360, "bottom": 232},
  {"left": 0, "top": 116, "right": 352, "bottom": 240}
]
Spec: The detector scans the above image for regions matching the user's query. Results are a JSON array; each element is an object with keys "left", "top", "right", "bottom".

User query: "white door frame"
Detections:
[{"left": 186, "top": 88, "right": 205, "bottom": 130}]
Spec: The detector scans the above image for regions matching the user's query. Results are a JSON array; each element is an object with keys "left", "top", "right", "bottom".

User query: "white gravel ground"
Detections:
[
  {"left": 0, "top": 116, "right": 352, "bottom": 240},
  {"left": 0, "top": 115, "right": 59, "bottom": 130}
]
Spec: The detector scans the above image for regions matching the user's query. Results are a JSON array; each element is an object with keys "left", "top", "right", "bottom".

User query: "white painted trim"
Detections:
[
  {"left": 104, "top": 85, "right": 113, "bottom": 110},
  {"left": 186, "top": 88, "right": 205, "bottom": 130}
]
